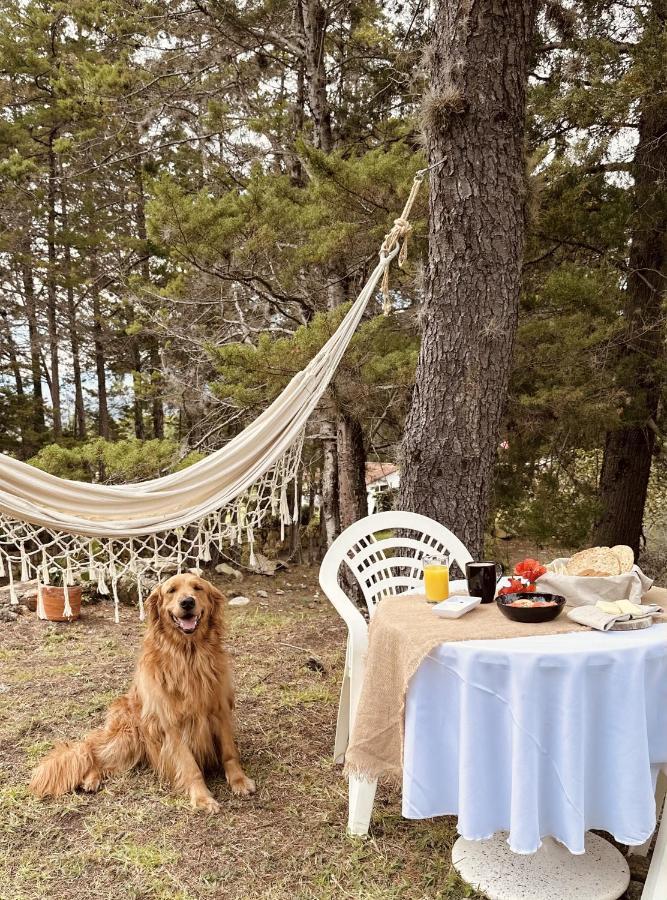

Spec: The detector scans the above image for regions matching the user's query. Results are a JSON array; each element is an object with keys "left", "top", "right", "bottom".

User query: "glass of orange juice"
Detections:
[{"left": 423, "top": 553, "right": 450, "bottom": 603}]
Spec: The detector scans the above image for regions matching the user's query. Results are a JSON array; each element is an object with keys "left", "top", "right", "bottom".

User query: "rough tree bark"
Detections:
[
  {"left": 301, "top": 0, "right": 333, "bottom": 153},
  {"left": 337, "top": 413, "right": 368, "bottom": 529},
  {"left": 592, "top": 2, "right": 666, "bottom": 558},
  {"left": 0, "top": 307, "right": 27, "bottom": 455},
  {"left": 0, "top": 307, "right": 23, "bottom": 397},
  {"left": 135, "top": 160, "right": 164, "bottom": 438},
  {"left": 131, "top": 341, "right": 145, "bottom": 440},
  {"left": 19, "top": 257, "right": 45, "bottom": 434},
  {"left": 91, "top": 255, "right": 110, "bottom": 439},
  {"left": 46, "top": 137, "right": 62, "bottom": 439},
  {"left": 399, "top": 0, "right": 538, "bottom": 559},
  {"left": 321, "top": 431, "right": 341, "bottom": 546},
  {"left": 60, "top": 185, "right": 86, "bottom": 439}
]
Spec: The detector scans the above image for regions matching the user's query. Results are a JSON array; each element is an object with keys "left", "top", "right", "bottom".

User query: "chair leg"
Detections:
[
  {"left": 642, "top": 771, "right": 667, "bottom": 899},
  {"left": 334, "top": 670, "right": 350, "bottom": 764},
  {"left": 347, "top": 774, "right": 377, "bottom": 836},
  {"left": 631, "top": 769, "right": 667, "bottom": 858}
]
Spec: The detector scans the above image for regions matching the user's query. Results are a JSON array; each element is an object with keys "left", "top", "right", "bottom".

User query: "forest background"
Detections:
[{"left": 0, "top": 0, "right": 665, "bottom": 564}]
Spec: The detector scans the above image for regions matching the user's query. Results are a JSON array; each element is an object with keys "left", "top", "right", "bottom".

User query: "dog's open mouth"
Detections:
[{"left": 171, "top": 613, "right": 201, "bottom": 634}]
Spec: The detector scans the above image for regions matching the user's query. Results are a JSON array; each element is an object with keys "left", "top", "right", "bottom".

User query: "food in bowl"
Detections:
[
  {"left": 496, "top": 592, "right": 565, "bottom": 623},
  {"left": 506, "top": 597, "right": 559, "bottom": 608}
]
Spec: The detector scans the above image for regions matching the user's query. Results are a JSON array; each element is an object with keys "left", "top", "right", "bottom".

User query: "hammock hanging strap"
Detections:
[{"left": 380, "top": 171, "right": 425, "bottom": 313}]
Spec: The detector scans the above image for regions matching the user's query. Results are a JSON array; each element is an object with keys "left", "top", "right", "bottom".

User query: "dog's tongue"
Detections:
[{"left": 177, "top": 616, "right": 197, "bottom": 633}]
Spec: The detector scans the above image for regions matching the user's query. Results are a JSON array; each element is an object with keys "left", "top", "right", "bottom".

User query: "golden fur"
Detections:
[{"left": 29, "top": 574, "right": 255, "bottom": 812}]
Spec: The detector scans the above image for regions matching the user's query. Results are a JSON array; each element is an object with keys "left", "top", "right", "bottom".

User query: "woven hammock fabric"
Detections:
[{"left": 0, "top": 248, "right": 396, "bottom": 538}]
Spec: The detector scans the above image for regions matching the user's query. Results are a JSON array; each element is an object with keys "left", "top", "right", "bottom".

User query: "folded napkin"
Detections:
[
  {"left": 567, "top": 605, "right": 627, "bottom": 631},
  {"left": 567, "top": 601, "right": 663, "bottom": 632}
]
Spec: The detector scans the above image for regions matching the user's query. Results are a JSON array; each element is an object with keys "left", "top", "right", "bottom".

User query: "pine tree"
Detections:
[{"left": 399, "top": 0, "right": 540, "bottom": 558}]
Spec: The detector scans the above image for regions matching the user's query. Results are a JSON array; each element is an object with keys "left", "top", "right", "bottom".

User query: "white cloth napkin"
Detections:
[{"left": 567, "top": 601, "right": 663, "bottom": 632}]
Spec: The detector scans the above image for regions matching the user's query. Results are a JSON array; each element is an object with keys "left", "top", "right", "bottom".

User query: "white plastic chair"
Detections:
[
  {"left": 633, "top": 767, "right": 667, "bottom": 899},
  {"left": 319, "top": 511, "right": 473, "bottom": 835}
]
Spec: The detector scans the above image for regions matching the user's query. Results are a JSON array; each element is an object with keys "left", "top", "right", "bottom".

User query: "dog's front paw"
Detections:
[
  {"left": 191, "top": 793, "right": 220, "bottom": 814},
  {"left": 81, "top": 771, "right": 101, "bottom": 793},
  {"left": 229, "top": 773, "right": 256, "bottom": 798}
]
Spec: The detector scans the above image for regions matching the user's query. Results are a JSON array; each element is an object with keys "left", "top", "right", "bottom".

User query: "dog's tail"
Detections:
[
  {"left": 29, "top": 697, "right": 143, "bottom": 798},
  {"left": 29, "top": 739, "right": 97, "bottom": 798}
]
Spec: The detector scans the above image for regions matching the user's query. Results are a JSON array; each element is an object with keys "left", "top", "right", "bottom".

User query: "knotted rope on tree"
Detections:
[{"left": 379, "top": 158, "right": 445, "bottom": 314}]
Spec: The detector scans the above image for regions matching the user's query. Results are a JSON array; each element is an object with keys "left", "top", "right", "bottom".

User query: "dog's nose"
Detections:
[{"left": 180, "top": 597, "right": 196, "bottom": 612}]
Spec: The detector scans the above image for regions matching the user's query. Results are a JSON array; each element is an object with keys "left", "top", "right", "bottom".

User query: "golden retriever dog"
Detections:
[{"left": 29, "top": 574, "right": 255, "bottom": 812}]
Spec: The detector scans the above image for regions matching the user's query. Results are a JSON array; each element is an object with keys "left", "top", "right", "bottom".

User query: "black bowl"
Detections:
[{"left": 496, "top": 592, "right": 566, "bottom": 623}]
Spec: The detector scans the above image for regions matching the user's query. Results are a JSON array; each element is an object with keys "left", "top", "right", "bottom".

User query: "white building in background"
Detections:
[{"left": 366, "top": 462, "right": 400, "bottom": 514}]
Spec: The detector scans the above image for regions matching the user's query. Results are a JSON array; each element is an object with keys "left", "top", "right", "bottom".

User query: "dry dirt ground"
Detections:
[{"left": 0, "top": 561, "right": 654, "bottom": 900}]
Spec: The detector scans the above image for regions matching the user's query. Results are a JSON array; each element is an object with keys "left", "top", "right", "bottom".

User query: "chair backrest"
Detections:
[{"left": 319, "top": 511, "right": 473, "bottom": 621}]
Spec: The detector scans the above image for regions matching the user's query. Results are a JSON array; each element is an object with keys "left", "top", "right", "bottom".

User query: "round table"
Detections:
[{"left": 402, "top": 622, "right": 667, "bottom": 899}]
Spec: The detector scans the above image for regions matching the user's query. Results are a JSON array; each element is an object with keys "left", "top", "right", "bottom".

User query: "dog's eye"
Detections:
[
  {"left": 192, "top": 584, "right": 203, "bottom": 591},
  {"left": 166, "top": 586, "right": 177, "bottom": 594}
]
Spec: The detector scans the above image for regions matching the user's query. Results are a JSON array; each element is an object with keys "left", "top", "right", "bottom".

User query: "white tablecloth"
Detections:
[{"left": 402, "top": 623, "right": 667, "bottom": 854}]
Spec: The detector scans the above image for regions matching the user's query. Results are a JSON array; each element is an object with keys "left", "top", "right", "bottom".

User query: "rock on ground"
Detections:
[
  {"left": 0, "top": 579, "right": 38, "bottom": 610},
  {"left": 214, "top": 563, "right": 244, "bottom": 581},
  {"left": 250, "top": 553, "right": 289, "bottom": 576}
]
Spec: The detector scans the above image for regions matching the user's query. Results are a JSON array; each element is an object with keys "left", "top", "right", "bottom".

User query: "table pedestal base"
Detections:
[{"left": 452, "top": 832, "right": 630, "bottom": 900}]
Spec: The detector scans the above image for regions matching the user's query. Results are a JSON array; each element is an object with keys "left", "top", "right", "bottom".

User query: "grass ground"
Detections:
[
  {"left": 0, "top": 559, "right": 653, "bottom": 900},
  {"left": 0, "top": 565, "right": 485, "bottom": 900}
]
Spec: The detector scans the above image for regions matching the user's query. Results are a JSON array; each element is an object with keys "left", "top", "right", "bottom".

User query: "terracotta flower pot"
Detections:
[{"left": 38, "top": 585, "right": 82, "bottom": 622}]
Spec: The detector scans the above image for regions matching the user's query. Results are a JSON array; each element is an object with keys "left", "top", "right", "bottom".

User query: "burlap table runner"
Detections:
[{"left": 344, "top": 594, "right": 637, "bottom": 783}]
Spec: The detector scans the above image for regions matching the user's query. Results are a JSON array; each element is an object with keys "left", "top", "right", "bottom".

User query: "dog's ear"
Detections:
[{"left": 144, "top": 584, "right": 162, "bottom": 624}]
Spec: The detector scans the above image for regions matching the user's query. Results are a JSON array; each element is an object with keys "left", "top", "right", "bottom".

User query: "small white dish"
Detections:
[{"left": 432, "top": 596, "right": 481, "bottom": 619}]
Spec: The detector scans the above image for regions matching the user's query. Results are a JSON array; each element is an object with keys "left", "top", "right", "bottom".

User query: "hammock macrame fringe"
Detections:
[{"left": 0, "top": 435, "right": 303, "bottom": 624}]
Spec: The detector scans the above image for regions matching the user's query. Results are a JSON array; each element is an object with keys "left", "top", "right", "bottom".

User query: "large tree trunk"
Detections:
[
  {"left": 321, "top": 436, "right": 340, "bottom": 546},
  {"left": 20, "top": 259, "right": 45, "bottom": 434},
  {"left": 0, "top": 307, "right": 28, "bottom": 456},
  {"left": 134, "top": 160, "right": 164, "bottom": 439},
  {"left": 337, "top": 413, "right": 368, "bottom": 529},
  {"left": 300, "top": 0, "right": 333, "bottom": 152},
  {"left": 60, "top": 185, "right": 86, "bottom": 439},
  {"left": 289, "top": 38, "right": 306, "bottom": 185},
  {"left": 593, "top": 6, "right": 666, "bottom": 558},
  {"left": 132, "top": 341, "right": 145, "bottom": 439},
  {"left": 46, "top": 138, "right": 62, "bottom": 439},
  {"left": 149, "top": 343, "right": 164, "bottom": 438},
  {"left": 0, "top": 308, "right": 29, "bottom": 456},
  {"left": 91, "top": 257, "right": 110, "bottom": 439},
  {"left": 399, "top": 0, "right": 538, "bottom": 559},
  {"left": 0, "top": 307, "right": 24, "bottom": 397}
]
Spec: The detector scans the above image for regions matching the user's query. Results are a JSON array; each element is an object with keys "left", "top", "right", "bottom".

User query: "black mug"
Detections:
[{"left": 465, "top": 561, "right": 504, "bottom": 604}]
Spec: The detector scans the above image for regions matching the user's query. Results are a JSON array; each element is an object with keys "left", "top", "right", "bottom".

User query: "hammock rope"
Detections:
[
  {"left": 380, "top": 170, "right": 424, "bottom": 313},
  {"left": 0, "top": 170, "right": 427, "bottom": 621}
]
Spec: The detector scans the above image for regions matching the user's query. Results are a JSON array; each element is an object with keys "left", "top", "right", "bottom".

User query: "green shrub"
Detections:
[
  {"left": 29, "top": 438, "right": 203, "bottom": 483},
  {"left": 495, "top": 450, "right": 601, "bottom": 547}
]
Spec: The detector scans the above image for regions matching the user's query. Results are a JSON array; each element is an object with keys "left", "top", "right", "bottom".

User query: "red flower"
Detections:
[
  {"left": 497, "top": 577, "right": 535, "bottom": 597},
  {"left": 514, "top": 558, "right": 547, "bottom": 583}
]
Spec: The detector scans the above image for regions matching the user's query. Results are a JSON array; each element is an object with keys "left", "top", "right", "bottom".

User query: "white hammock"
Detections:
[{"left": 0, "top": 173, "right": 423, "bottom": 620}]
